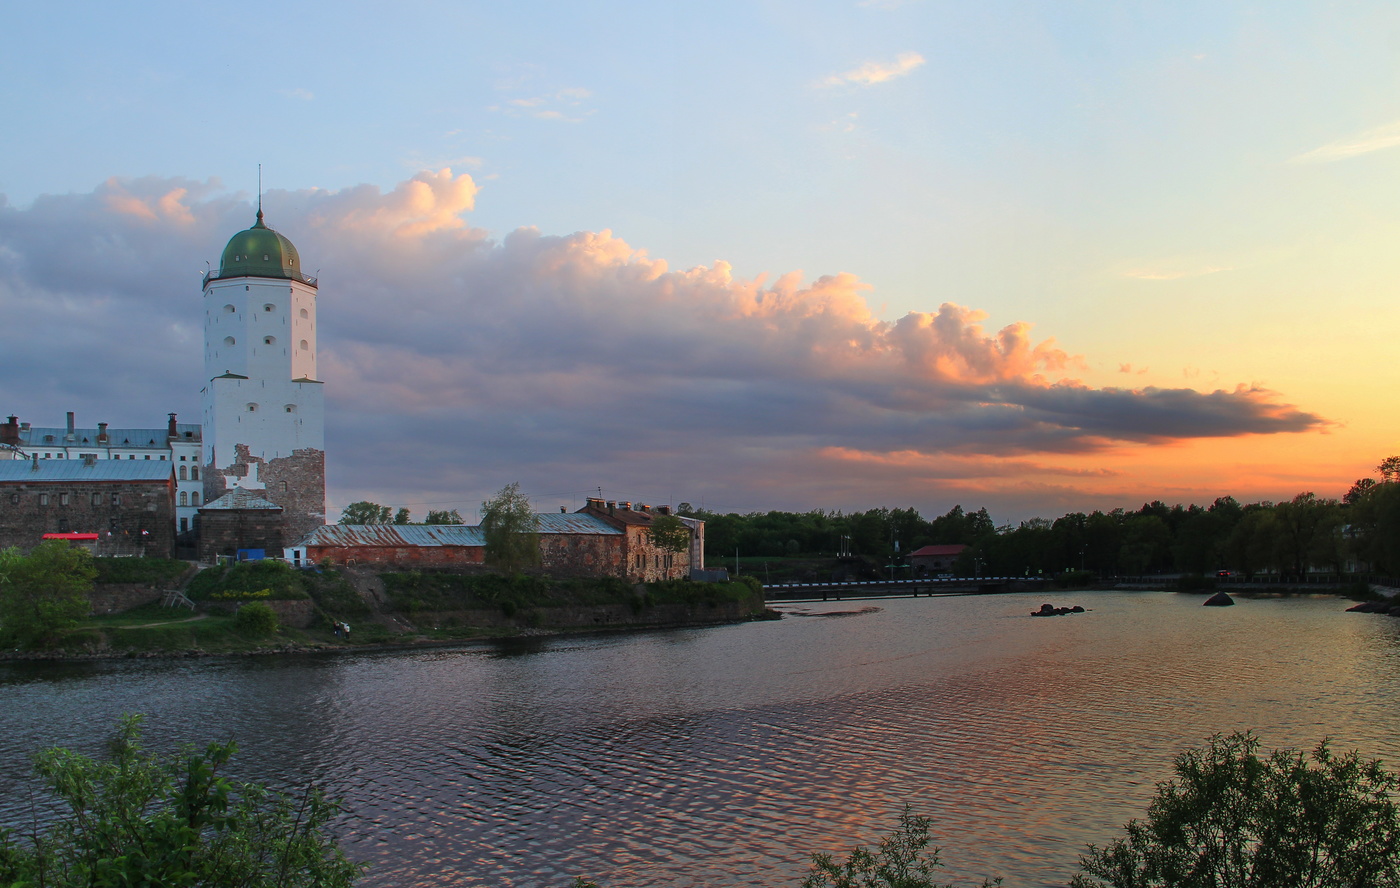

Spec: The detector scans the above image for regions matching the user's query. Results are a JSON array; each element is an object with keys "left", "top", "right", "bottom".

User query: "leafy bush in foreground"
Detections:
[
  {"left": 1073, "top": 732, "right": 1400, "bottom": 888},
  {"left": 0, "top": 715, "right": 363, "bottom": 887}
]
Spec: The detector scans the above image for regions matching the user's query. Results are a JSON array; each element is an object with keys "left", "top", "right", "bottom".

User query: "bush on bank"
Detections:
[
  {"left": 186, "top": 559, "right": 310, "bottom": 601},
  {"left": 92, "top": 555, "right": 189, "bottom": 586},
  {"left": 379, "top": 571, "right": 761, "bottom": 619}
]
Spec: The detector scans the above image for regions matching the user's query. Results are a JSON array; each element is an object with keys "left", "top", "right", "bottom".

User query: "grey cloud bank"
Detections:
[{"left": 0, "top": 172, "right": 1324, "bottom": 519}]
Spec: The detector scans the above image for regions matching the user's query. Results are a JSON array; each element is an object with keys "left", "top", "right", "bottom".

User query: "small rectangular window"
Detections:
[
  {"left": 39, "top": 493, "right": 49, "bottom": 505},
  {"left": 92, "top": 493, "right": 101, "bottom": 506},
  {"left": 111, "top": 494, "right": 121, "bottom": 506},
  {"left": 59, "top": 493, "right": 69, "bottom": 506}
]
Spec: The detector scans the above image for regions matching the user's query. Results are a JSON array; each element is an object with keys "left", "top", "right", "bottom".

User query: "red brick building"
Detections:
[{"left": 909, "top": 544, "right": 968, "bottom": 575}]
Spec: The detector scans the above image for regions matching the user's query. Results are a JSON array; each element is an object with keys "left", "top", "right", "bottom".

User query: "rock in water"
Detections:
[{"left": 1203, "top": 591, "right": 1235, "bottom": 607}]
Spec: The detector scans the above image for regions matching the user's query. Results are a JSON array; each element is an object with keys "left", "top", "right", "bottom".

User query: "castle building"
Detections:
[{"left": 200, "top": 205, "right": 325, "bottom": 543}]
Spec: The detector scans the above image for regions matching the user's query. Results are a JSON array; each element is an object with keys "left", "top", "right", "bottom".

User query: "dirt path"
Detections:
[{"left": 119, "top": 614, "right": 209, "bottom": 629}]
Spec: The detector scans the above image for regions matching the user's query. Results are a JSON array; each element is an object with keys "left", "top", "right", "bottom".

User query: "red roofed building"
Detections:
[{"left": 909, "top": 544, "right": 967, "bottom": 575}]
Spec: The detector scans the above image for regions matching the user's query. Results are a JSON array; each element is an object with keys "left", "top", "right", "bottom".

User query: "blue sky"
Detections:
[{"left": 3, "top": 2, "right": 1399, "bottom": 521}]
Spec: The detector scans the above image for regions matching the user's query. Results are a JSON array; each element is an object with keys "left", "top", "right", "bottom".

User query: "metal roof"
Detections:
[
  {"left": 202, "top": 488, "right": 283, "bottom": 511},
  {"left": 297, "top": 513, "right": 622, "bottom": 549},
  {"left": 909, "top": 544, "right": 968, "bottom": 558},
  {"left": 536, "top": 512, "right": 623, "bottom": 534},
  {"left": 299, "top": 524, "right": 488, "bottom": 548},
  {"left": 0, "top": 461, "right": 173, "bottom": 482},
  {"left": 20, "top": 424, "right": 201, "bottom": 448}
]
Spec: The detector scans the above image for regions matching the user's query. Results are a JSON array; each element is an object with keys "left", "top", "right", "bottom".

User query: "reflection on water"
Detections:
[{"left": 4, "top": 591, "right": 1400, "bottom": 887}]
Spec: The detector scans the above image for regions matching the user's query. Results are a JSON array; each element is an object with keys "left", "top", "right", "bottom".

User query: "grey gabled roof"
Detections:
[{"left": 200, "top": 488, "right": 283, "bottom": 511}]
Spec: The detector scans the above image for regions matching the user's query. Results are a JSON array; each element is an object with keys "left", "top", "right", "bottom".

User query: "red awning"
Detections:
[{"left": 42, "top": 533, "right": 100, "bottom": 541}]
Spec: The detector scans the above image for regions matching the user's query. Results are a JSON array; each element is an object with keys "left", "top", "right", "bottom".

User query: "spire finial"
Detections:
[{"left": 256, "top": 164, "right": 264, "bottom": 225}]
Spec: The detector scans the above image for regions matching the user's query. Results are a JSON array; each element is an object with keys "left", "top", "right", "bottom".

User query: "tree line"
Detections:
[{"left": 680, "top": 456, "right": 1400, "bottom": 579}]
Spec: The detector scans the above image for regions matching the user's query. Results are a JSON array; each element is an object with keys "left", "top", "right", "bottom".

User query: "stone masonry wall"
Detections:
[
  {"left": 538, "top": 534, "right": 625, "bottom": 577},
  {"left": 205, "top": 446, "right": 324, "bottom": 546},
  {"left": 0, "top": 479, "right": 175, "bottom": 556},
  {"left": 198, "top": 509, "right": 285, "bottom": 563}
]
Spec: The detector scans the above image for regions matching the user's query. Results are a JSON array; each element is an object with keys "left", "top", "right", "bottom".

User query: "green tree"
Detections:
[
  {"left": 0, "top": 540, "right": 97, "bottom": 649},
  {"left": 480, "top": 482, "right": 540, "bottom": 575},
  {"left": 339, "top": 501, "right": 391, "bottom": 524},
  {"left": 1073, "top": 732, "right": 1400, "bottom": 888},
  {"left": 804, "top": 807, "right": 1000, "bottom": 888},
  {"left": 649, "top": 514, "right": 691, "bottom": 554},
  {"left": 234, "top": 601, "right": 279, "bottom": 637},
  {"left": 393, "top": 507, "right": 411, "bottom": 525},
  {"left": 0, "top": 715, "right": 364, "bottom": 887},
  {"left": 424, "top": 509, "right": 464, "bottom": 525}
]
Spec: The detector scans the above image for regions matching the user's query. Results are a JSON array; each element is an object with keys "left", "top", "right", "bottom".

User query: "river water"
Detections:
[{"left": 3, "top": 590, "right": 1400, "bottom": 887}]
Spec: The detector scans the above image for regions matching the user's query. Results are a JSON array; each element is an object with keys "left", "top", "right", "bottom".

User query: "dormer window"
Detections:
[
  {"left": 264, "top": 304, "right": 275, "bottom": 312},
  {"left": 263, "top": 336, "right": 275, "bottom": 345}
]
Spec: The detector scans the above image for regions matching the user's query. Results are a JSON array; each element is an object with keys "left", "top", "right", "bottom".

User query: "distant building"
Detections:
[
  {"left": 0, "top": 456, "right": 176, "bottom": 556},
  {"left": 578, "top": 499, "right": 700, "bottom": 582},
  {"left": 909, "top": 543, "right": 967, "bottom": 575},
  {"left": 2, "top": 413, "right": 201, "bottom": 536},
  {"left": 294, "top": 501, "right": 703, "bottom": 581}
]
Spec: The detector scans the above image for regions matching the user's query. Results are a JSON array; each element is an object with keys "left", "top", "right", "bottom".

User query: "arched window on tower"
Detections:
[
  {"left": 284, "top": 404, "right": 297, "bottom": 414},
  {"left": 299, "top": 308, "right": 309, "bottom": 319},
  {"left": 263, "top": 336, "right": 275, "bottom": 345},
  {"left": 264, "top": 304, "right": 275, "bottom": 312},
  {"left": 224, "top": 336, "right": 235, "bottom": 347},
  {"left": 191, "top": 467, "right": 199, "bottom": 481},
  {"left": 178, "top": 466, "right": 187, "bottom": 481},
  {"left": 246, "top": 403, "right": 259, "bottom": 413},
  {"left": 299, "top": 340, "right": 309, "bottom": 351},
  {"left": 223, "top": 304, "right": 236, "bottom": 314},
  {"left": 179, "top": 491, "right": 188, "bottom": 506}
]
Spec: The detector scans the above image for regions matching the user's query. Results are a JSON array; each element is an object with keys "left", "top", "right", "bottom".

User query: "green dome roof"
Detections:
[{"left": 218, "top": 210, "right": 303, "bottom": 280}]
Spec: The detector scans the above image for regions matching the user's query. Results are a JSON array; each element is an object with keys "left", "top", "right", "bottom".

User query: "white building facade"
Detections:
[{"left": 200, "top": 207, "right": 326, "bottom": 542}]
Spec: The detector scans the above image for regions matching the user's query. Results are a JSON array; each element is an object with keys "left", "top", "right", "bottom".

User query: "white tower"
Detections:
[{"left": 201, "top": 203, "right": 325, "bottom": 541}]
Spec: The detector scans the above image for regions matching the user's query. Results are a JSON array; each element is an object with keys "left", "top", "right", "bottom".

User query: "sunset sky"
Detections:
[{"left": 2, "top": 1, "right": 1398, "bottom": 523}]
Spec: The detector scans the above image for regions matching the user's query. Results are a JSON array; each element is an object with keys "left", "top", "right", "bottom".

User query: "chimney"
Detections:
[
  {"left": 20, "top": 422, "right": 29, "bottom": 432},
  {"left": 97, "top": 422, "right": 109, "bottom": 444},
  {"left": 84, "top": 454, "right": 97, "bottom": 467},
  {"left": 167, "top": 413, "right": 178, "bottom": 438},
  {"left": 606, "top": 501, "right": 616, "bottom": 515},
  {"left": 560, "top": 506, "right": 567, "bottom": 513},
  {"left": 0, "top": 416, "right": 18, "bottom": 447},
  {"left": 658, "top": 505, "right": 671, "bottom": 516},
  {"left": 31, "top": 453, "right": 39, "bottom": 471},
  {"left": 65, "top": 411, "right": 75, "bottom": 441},
  {"left": 620, "top": 501, "right": 631, "bottom": 510}
]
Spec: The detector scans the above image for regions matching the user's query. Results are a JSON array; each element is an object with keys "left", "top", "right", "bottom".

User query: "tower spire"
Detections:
[{"left": 255, "top": 164, "right": 265, "bottom": 227}]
